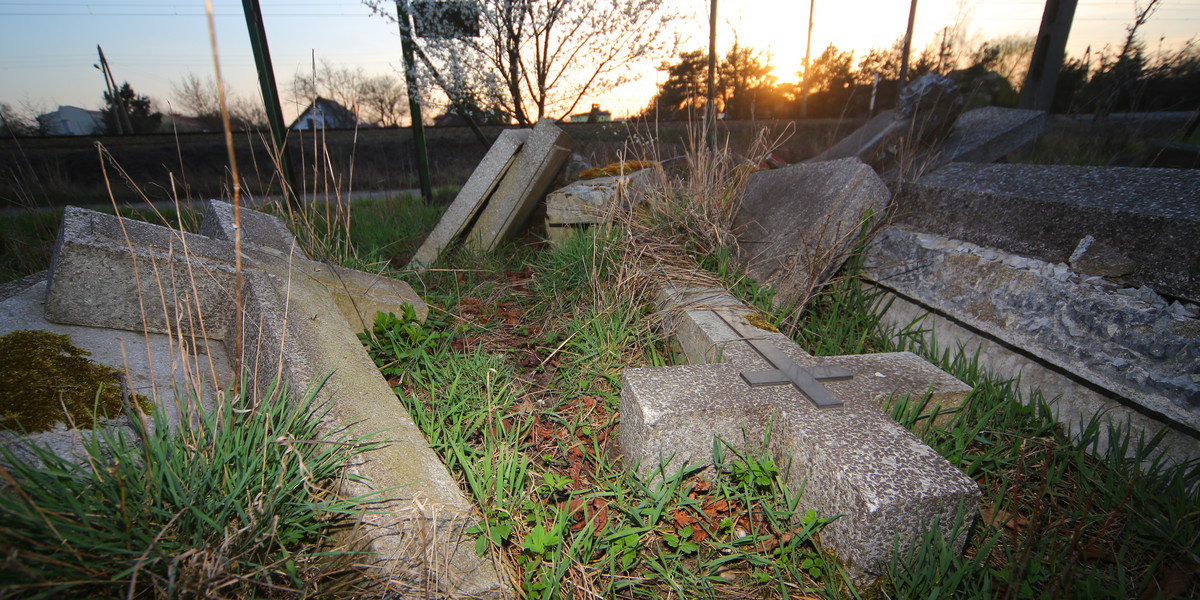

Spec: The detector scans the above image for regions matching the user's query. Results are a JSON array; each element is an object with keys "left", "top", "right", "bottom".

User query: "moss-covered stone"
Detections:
[
  {"left": 0, "top": 330, "right": 153, "bottom": 433},
  {"left": 745, "top": 312, "right": 780, "bottom": 333}
]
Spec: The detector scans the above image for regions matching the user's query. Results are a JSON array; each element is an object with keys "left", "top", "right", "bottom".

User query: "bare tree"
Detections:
[
  {"left": 171, "top": 74, "right": 221, "bottom": 122},
  {"left": 364, "top": 0, "right": 682, "bottom": 125},
  {"left": 171, "top": 73, "right": 266, "bottom": 130},
  {"left": 358, "top": 74, "right": 408, "bottom": 126},
  {"left": 292, "top": 60, "right": 371, "bottom": 114}
]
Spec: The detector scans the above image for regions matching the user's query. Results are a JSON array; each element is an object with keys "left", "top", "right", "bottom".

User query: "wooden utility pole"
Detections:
[
  {"left": 97, "top": 46, "right": 133, "bottom": 134},
  {"left": 706, "top": 0, "right": 717, "bottom": 151},
  {"left": 800, "top": 0, "right": 815, "bottom": 118},
  {"left": 1020, "top": 0, "right": 1079, "bottom": 111},
  {"left": 241, "top": 0, "right": 301, "bottom": 208},
  {"left": 897, "top": 0, "right": 919, "bottom": 102}
]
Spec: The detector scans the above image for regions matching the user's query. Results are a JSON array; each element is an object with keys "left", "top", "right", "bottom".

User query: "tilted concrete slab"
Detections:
[
  {"left": 933, "top": 106, "right": 1047, "bottom": 166},
  {"left": 806, "top": 110, "right": 899, "bottom": 164},
  {"left": 408, "top": 129, "right": 530, "bottom": 269},
  {"left": 622, "top": 270, "right": 979, "bottom": 585},
  {"left": 892, "top": 162, "right": 1200, "bottom": 303},
  {"left": 865, "top": 226, "right": 1200, "bottom": 465},
  {"left": 468, "top": 120, "right": 575, "bottom": 251},
  {"left": 42, "top": 203, "right": 509, "bottom": 598},
  {"left": 734, "top": 158, "right": 891, "bottom": 310}
]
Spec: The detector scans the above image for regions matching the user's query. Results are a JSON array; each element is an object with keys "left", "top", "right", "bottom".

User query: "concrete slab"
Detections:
[
  {"left": 865, "top": 226, "right": 1200, "bottom": 464},
  {"left": 0, "top": 276, "right": 232, "bottom": 466},
  {"left": 934, "top": 106, "right": 1047, "bottom": 166},
  {"left": 622, "top": 266, "right": 978, "bottom": 584},
  {"left": 733, "top": 158, "right": 891, "bottom": 310},
  {"left": 892, "top": 162, "right": 1200, "bottom": 303},
  {"left": 468, "top": 120, "right": 575, "bottom": 251},
  {"left": 620, "top": 303, "right": 980, "bottom": 585},
  {"left": 41, "top": 204, "right": 508, "bottom": 598},
  {"left": 408, "top": 129, "right": 530, "bottom": 269}
]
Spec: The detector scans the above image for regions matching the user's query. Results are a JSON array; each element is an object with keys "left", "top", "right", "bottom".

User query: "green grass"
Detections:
[
  {"left": 0, "top": 376, "right": 378, "bottom": 598},
  {"left": 360, "top": 229, "right": 858, "bottom": 599},
  {"left": 354, "top": 213, "right": 1199, "bottom": 599}
]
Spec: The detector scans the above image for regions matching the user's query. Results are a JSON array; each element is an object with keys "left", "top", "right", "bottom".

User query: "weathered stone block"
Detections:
[
  {"left": 544, "top": 170, "right": 648, "bottom": 246},
  {"left": 865, "top": 226, "right": 1200, "bottom": 464},
  {"left": 892, "top": 162, "right": 1200, "bottom": 303},
  {"left": 469, "top": 120, "right": 575, "bottom": 251},
  {"left": 734, "top": 158, "right": 890, "bottom": 310},
  {"left": 409, "top": 129, "right": 530, "bottom": 269}
]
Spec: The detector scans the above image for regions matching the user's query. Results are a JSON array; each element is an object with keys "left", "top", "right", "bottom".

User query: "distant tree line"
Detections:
[{"left": 638, "top": 31, "right": 1200, "bottom": 122}]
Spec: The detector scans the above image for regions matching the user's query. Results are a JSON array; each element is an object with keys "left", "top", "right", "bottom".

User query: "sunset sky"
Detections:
[{"left": 1, "top": 0, "right": 1197, "bottom": 120}]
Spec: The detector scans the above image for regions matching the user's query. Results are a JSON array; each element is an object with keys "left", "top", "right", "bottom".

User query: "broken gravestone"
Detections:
[
  {"left": 468, "top": 119, "right": 575, "bottom": 251},
  {"left": 544, "top": 168, "right": 651, "bottom": 246},
  {"left": 1, "top": 276, "right": 232, "bottom": 466},
  {"left": 40, "top": 202, "right": 509, "bottom": 598},
  {"left": 620, "top": 271, "right": 979, "bottom": 585},
  {"left": 807, "top": 103, "right": 1046, "bottom": 177},
  {"left": 806, "top": 74, "right": 963, "bottom": 172},
  {"left": 734, "top": 158, "right": 890, "bottom": 311},
  {"left": 408, "top": 129, "right": 530, "bottom": 269},
  {"left": 891, "top": 162, "right": 1200, "bottom": 303}
]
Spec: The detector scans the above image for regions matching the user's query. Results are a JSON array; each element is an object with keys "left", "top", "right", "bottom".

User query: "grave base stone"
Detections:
[
  {"left": 865, "top": 226, "right": 1200, "bottom": 465},
  {"left": 621, "top": 269, "right": 979, "bottom": 585},
  {"left": 41, "top": 202, "right": 509, "bottom": 598},
  {"left": 892, "top": 162, "right": 1200, "bottom": 303}
]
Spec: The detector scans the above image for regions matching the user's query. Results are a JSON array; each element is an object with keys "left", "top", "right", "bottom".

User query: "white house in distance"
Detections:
[
  {"left": 289, "top": 97, "right": 359, "bottom": 130},
  {"left": 37, "top": 106, "right": 104, "bottom": 136}
]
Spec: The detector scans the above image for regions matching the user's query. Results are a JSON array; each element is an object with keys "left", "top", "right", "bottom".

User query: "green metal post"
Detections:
[
  {"left": 705, "top": 0, "right": 717, "bottom": 151},
  {"left": 396, "top": 0, "right": 434, "bottom": 204},
  {"left": 242, "top": 0, "right": 300, "bottom": 207}
]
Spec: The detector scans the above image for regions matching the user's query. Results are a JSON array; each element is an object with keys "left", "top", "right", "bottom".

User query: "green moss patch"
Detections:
[{"left": 0, "top": 330, "right": 153, "bottom": 433}]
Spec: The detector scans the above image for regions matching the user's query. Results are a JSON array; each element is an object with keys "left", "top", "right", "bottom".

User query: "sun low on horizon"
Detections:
[{"left": 1, "top": 0, "right": 1197, "bottom": 120}]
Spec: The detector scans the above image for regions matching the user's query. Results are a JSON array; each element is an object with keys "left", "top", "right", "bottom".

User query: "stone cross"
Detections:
[
  {"left": 43, "top": 202, "right": 507, "bottom": 598},
  {"left": 619, "top": 278, "right": 980, "bottom": 586},
  {"left": 714, "top": 310, "right": 851, "bottom": 408}
]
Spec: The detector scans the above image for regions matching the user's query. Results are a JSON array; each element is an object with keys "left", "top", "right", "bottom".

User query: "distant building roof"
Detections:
[
  {"left": 37, "top": 105, "right": 104, "bottom": 136},
  {"left": 290, "top": 97, "right": 359, "bottom": 130},
  {"left": 569, "top": 103, "right": 611, "bottom": 123}
]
